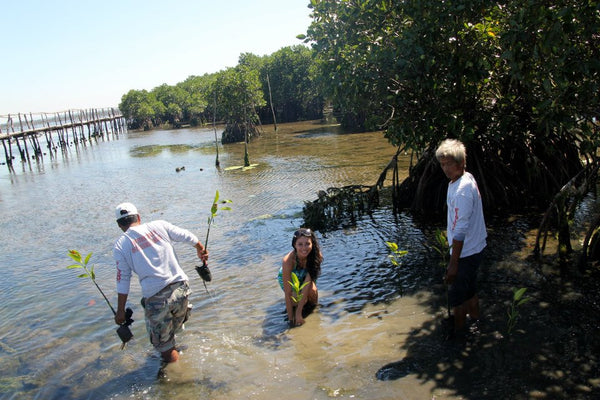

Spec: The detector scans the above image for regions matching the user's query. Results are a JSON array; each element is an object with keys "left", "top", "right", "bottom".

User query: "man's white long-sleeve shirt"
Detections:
[
  {"left": 114, "top": 220, "right": 196, "bottom": 298},
  {"left": 447, "top": 171, "right": 487, "bottom": 258}
]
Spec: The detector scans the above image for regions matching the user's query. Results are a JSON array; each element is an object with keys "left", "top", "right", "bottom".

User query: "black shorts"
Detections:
[{"left": 448, "top": 251, "right": 483, "bottom": 308}]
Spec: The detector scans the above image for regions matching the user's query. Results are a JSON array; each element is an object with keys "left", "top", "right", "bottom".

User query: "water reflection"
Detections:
[{"left": 0, "top": 121, "right": 452, "bottom": 399}]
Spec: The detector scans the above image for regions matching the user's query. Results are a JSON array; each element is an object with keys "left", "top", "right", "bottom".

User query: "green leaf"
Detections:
[
  {"left": 513, "top": 287, "right": 527, "bottom": 301},
  {"left": 77, "top": 273, "right": 90, "bottom": 278},
  {"left": 68, "top": 250, "right": 81, "bottom": 263},
  {"left": 385, "top": 241, "right": 399, "bottom": 251},
  {"left": 517, "top": 298, "right": 530, "bottom": 306},
  {"left": 84, "top": 252, "right": 92, "bottom": 265},
  {"left": 291, "top": 272, "right": 300, "bottom": 287},
  {"left": 66, "top": 264, "right": 83, "bottom": 269}
]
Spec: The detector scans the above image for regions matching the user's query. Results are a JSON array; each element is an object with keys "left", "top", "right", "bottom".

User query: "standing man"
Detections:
[
  {"left": 435, "top": 139, "right": 487, "bottom": 339},
  {"left": 113, "top": 202, "right": 208, "bottom": 363}
]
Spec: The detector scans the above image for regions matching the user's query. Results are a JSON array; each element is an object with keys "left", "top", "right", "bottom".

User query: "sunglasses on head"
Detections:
[{"left": 294, "top": 228, "right": 312, "bottom": 237}]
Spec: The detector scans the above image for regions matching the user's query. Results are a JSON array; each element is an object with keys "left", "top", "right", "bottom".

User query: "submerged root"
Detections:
[{"left": 303, "top": 185, "right": 379, "bottom": 231}]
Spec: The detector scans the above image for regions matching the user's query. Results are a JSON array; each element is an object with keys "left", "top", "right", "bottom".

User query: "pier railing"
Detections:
[{"left": 0, "top": 108, "right": 127, "bottom": 170}]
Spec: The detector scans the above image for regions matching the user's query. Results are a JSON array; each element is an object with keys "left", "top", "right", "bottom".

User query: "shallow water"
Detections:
[{"left": 1, "top": 121, "right": 455, "bottom": 399}]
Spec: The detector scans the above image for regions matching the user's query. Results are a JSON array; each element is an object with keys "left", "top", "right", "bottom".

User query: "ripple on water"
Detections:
[{"left": 0, "top": 122, "right": 454, "bottom": 400}]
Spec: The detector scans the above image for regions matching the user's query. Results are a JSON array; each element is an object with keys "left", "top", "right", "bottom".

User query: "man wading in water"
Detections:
[
  {"left": 112, "top": 202, "right": 208, "bottom": 364},
  {"left": 436, "top": 139, "right": 487, "bottom": 341}
]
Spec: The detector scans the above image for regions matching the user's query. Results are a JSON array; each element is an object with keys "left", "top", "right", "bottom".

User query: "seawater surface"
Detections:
[{"left": 0, "top": 121, "right": 455, "bottom": 399}]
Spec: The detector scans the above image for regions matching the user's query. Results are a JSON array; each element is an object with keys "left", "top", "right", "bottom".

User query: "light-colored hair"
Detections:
[{"left": 435, "top": 139, "right": 466, "bottom": 165}]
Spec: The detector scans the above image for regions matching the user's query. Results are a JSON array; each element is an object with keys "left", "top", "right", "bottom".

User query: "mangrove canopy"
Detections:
[{"left": 304, "top": 0, "right": 599, "bottom": 217}]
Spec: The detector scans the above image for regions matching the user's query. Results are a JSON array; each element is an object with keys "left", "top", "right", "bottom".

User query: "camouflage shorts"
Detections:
[{"left": 144, "top": 281, "right": 191, "bottom": 353}]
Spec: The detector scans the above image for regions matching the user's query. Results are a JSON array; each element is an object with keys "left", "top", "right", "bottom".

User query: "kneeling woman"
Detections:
[{"left": 277, "top": 228, "right": 322, "bottom": 326}]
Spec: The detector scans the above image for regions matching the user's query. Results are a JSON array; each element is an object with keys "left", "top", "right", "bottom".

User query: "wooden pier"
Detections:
[{"left": 0, "top": 108, "right": 127, "bottom": 170}]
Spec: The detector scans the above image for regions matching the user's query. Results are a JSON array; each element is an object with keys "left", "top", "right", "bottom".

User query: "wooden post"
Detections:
[
  {"left": 54, "top": 113, "right": 63, "bottom": 147},
  {"left": 17, "top": 114, "right": 30, "bottom": 161},
  {"left": 0, "top": 122, "right": 10, "bottom": 169},
  {"left": 102, "top": 109, "right": 110, "bottom": 138},
  {"left": 27, "top": 114, "right": 41, "bottom": 157},
  {"left": 67, "top": 110, "right": 77, "bottom": 144},
  {"left": 42, "top": 113, "right": 56, "bottom": 155},
  {"left": 2, "top": 138, "right": 11, "bottom": 170},
  {"left": 7, "top": 116, "right": 15, "bottom": 162},
  {"left": 65, "top": 111, "right": 77, "bottom": 146},
  {"left": 266, "top": 73, "right": 278, "bottom": 131},
  {"left": 109, "top": 108, "right": 116, "bottom": 136},
  {"left": 23, "top": 112, "right": 32, "bottom": 131}
]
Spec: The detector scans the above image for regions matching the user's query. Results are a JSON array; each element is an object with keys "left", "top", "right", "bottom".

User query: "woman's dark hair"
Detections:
[
  {"left": 117, "top": 214, "right": 138, "bottom": 229},
  {"left": 292, "top": 228, "right": 322, "bottom": 282}
]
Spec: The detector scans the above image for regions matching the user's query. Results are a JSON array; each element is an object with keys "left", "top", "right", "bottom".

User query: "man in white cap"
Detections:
[{"left": 113, "top": 202, "right": 208, "bottom": 363}]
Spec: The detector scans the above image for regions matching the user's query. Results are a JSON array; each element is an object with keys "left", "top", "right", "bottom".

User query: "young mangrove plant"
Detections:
[
  {"left": 425, "top": 229, "right": 452, "bottom": 320},
  {"left": 66, "top": 250, "right": 134, "bottom": 348},
  {"left": 195, "top": 190, "right": 232, "bottom": 289},
  {"left": 385, "top": 241, "right": 408, "bottom": 267},
  {"left": 385, "top": 241, "right": 408, "bottom": 295},
  {"left": 507, "top": 287, "right": 530, "bottom": 335},
  {"left": 289, "top": 271, "right": 309, "bottom": 303},
  {"left": 288, "top": 271, "right": 309, "bottom": 326},
  {"left": 430, "top": 228, "right": 449, "bottom": 264}
]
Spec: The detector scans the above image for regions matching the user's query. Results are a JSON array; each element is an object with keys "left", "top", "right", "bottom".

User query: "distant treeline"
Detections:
[
  {"left": 119, "top": 45, "right": 324, "bottom": 133},
  {"left": 119, "top": 0, "right": 599, "bottom": 218}
]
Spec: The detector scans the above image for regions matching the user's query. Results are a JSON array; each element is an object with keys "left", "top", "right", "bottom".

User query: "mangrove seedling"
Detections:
[
  {"left": 288, "top": 271, "right": 309, "bottom": 326},
  {"left": 288, "top": 271, "right": 309, "bottom": 304},
  {"left": 431, "top": 228, "right": 449, "bottom": 264},
  {"left": 195, "top": 190, "right": 232, "bottom": 287},
  {"left": 385, "top": 241, "right": 408, "bottom": 267},
  {"left": 425, "top": 229, "right": 451, "bottom": 319},
  {"left": 507, "top": 287, "right": 530, "bottom": 335},
  {"left": 385, "top": 241, "right": 408, "bottom": 295},
  {"left": 66, "top": 250, "right": 134, "bottom": 348}
]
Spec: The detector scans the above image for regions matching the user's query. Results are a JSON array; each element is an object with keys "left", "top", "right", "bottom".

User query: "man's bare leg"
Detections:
[
  {"left": 467, "top": 294, "right": 480, "bottom": 320},
  {"left": 161, "top": 347, "right": 179, "bottom": 363},
  {"left": 453, "top": 303, "right": 467, "bottom": 334}
]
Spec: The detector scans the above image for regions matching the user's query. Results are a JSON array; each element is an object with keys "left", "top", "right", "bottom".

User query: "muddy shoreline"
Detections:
[{"left": 377, "top": 214, "right": 600, "bottom": 399}]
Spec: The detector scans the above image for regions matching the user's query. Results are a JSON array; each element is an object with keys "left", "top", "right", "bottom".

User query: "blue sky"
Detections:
[{"left": 0, "top": 1, "right": 313, "bottom": 114}]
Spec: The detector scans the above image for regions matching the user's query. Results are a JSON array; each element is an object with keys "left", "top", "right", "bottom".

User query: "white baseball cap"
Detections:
[{"left": 115, "top": 202, "right": 139, "bottom": 221}]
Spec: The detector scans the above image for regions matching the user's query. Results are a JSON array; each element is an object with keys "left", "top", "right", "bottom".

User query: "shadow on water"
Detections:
[
  {"left": 256, "top": 301, "right": 292, "bottom": 350},
  {"left": 3, "top": 121, "right": 598, "bottom": 399},
  {"left": 292, "top": 122, "right": 344, "bottom": 138},
  {"left": 29, "top": 355, "right": 159, "bottom": 400},
  {"left": 373, "top": 215, "right": 600, "bottom": 399},
  {"left": 292, "top": 121, "right": 390, "bottom": 140},
  {"left": 69, "top": 354, "right": 228, "bottom": 400}
]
